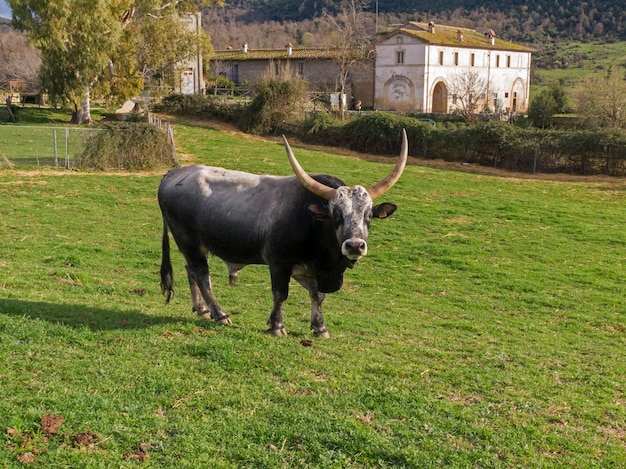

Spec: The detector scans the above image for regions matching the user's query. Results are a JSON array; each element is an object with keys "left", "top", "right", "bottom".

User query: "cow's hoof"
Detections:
[
  {"left": 269, "top": 327, "right": 288, "bottom": 337},
  {"left": 196, "top": 311, "right": 212, "bottom": 320},
  {"left": 312, "top": 325, "right": 330, "bottom": 338},
  {"left": 217, "top": 316, "right": 232, "bottom": 326}
]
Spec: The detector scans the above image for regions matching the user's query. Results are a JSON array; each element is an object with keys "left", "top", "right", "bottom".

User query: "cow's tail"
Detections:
[{"left": 160, "top": 221, "right": 174, "bottom": 303}]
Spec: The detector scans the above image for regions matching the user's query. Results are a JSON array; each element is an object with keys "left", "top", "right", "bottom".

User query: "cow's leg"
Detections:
[
  {"left": 293, "top": 275, "right": 329, "bottom": 338},
  {"left": 184, "top": 258, "right": 232, "bottom": 325},
  {"left": 268, "top": 267, "right": 291, "bottom": 337},
  {"left": 186, "top": 266, "right": 207, "bottom": 314},
  {"left": 225, "top": 262, "right": 246, "bottom": 286}
]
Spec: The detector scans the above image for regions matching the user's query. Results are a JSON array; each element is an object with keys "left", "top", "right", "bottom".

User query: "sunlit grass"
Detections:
[{"left": 0, "top": 123, "right": 624, "bottom": 467}]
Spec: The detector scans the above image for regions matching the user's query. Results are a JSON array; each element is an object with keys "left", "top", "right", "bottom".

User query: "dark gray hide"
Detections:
[{"left": 158, "top": 133, "right": 407, "bottom": 337}]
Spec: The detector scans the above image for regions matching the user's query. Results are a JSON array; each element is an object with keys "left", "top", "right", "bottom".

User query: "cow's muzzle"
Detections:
[{"left": 342, "top": 238, "right": 368, "bottom": 260}]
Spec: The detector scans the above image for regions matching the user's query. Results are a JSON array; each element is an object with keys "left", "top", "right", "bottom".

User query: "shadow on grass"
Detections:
[{"left": 0, "top": 299, "right": 198, "bottom": 331}]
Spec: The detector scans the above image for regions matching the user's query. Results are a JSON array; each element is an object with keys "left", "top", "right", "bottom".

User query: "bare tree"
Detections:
[
  {"left": 574, "top": 66, "right": 626, "bottom": 129},
  {"left": 0, "top": 29, "right": 41, "bottom": 91},
  {"left": 448, "top": 69, "right": 491, "bottom": 121},
  {"left": 325, "top": 0, "right": 371, "bottom": 119}
]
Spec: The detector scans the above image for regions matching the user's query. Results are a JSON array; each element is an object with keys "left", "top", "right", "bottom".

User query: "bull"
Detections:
[{"left": 158, "top": 131, "right": 407, "bottom": 337}]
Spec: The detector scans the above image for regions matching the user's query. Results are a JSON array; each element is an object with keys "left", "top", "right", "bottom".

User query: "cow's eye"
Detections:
[{"left": 333, "top": 207, "right": 344, "bottom": 222}]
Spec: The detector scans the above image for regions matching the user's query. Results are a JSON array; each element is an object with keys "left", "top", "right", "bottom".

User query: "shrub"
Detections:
[
  {"left": 299, "top": 111, "right": 344, "bottom": 146},
  {"left": 238, "top": 77, "right": 306, "bottom": 135},
  {"left": 343, "top": 113, "right": 433, "bottom": 156},
  {"left": 73, "top": 123, "right": 175, "bottom": 171},
  {"left": 528, "top": 90, "right": 558, "bottom": 128},
  {"left": 152, "top": 93, "right": 246, "bottom": 123}
]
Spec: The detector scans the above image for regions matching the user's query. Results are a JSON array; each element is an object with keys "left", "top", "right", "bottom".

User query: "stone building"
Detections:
[
  {"left": 375, "top": 22, "right": 534, "bottom": 114},
  {"left": 177, "top": 12, "right": 204, "bottom": 94},
  {"left": 208, "top": 22, "right": 533, "bottom": 115},
  {"left": 209, "top": 45, "right": 374, "bottom": 107}
]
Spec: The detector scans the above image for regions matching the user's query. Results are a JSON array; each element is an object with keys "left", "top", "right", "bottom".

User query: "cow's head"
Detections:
[{"left": 283, "top": 130, "right": 408, "bottom": 262}]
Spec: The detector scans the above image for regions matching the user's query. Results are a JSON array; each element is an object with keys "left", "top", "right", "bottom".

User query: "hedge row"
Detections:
[
  {"left": 154, "top": 94, "right": 626, "bottom": 176},
  {"left": 300, "top": 113, "right": 626, "bottom": 176}
]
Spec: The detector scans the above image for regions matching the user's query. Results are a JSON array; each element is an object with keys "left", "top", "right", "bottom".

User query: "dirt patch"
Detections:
[
  {"left": 40, "top": 414, "right": 65, "bottom": 437},
  {"left": 72, "top": 430, "right": 99, "bottom": 448},
  {"left": 123, "top": 442, "right": 152, "bottom": 461}
]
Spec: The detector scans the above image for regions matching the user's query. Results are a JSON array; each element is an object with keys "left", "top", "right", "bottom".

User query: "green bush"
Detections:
[
  {"left": 299, "top": 111, "right": 344, "bottom": 145},
  {"left": 73, "top": 123, "right": 175, "bottom": 171},
  {"left": 343, "top": 113, "right": 433, "bottom": 156},
  {"left": 238, "top": 77, "right": 306, "bottom": 135},
  {"left": 152, "top": 93, "right": 246, "bottom": 123}
]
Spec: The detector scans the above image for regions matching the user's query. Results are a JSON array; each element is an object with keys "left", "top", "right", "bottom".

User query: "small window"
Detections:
[
  {"left": 439, "top": 50, "right": 444, "bottom": 65},
  {"left": 396, "top": 36, "right": 404, "bottom": 44},
  {"left": 454, "top": 52, "right": 459, "bottom": 66},
  {"left": 471, "top": 53, "right": 475, "bottom": 66},
  {"left": 496, "top": 55, "right": 500, "bottom": 67},
  {"left": 297, "top": 62, "right": 304, "bottom": 75},
  {"left": 506, "top": 55, "right": 511, "bottom": 67},
  {"left": 396, "top": 50, "right": 405, "bottom": 64}
]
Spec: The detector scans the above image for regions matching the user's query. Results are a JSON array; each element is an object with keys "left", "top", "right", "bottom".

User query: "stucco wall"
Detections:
[{"left": 375, "top": 33, "right": 532, "bottom": 113}]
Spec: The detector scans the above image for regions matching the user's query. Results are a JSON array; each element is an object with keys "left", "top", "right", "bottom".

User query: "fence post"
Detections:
[
  {"left": 65, "top": 127, "right": 70, "bottom": 168},
  {"left": 167, "top": 123, "right": 178, "bottom": 166},
  {"left": 53, "top": 129, "right": 58, "bottom": 167}
]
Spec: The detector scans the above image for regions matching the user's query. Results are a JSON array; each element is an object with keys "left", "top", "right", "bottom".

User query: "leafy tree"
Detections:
[
  {"left": 549, "top": 80, "right": 568, "bottom": 114},
  {"left": 574, "top": 66, "right": 626, "bottom": 129},
  {"left": 8, "top": 0, "right": 218, "bottom": 123},
  {"left": 528, "top": 89, "right": 558, "bottom": 128}
]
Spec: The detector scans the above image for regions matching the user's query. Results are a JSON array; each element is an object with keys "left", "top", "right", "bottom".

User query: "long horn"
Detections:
[
  {"left": 283, "top": 135, "right": 336, "bottom": 201},
  {"left": 366, "top": 128, "right": 408, "bottom": 200}
]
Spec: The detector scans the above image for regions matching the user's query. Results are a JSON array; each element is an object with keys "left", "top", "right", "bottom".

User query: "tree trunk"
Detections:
[
  {"left": 6, "top": 96, "right": 16, "bottom": 123},
  {"left": 71, "top": 86, "right": 93, "bottom": 124}
]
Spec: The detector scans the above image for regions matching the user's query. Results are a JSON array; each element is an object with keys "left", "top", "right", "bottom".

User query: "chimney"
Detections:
[
  {"left": 242, "top": 43, "right": 248, "bottom": 53},
  {"left": 485, "top": 29, "right": 496, "bottom": 45},
  {"left": 428, "top": 21, "right": 435, "bottom": 34},
  {"left": 457, "top": 30, "right": 463, "bottom": 41},
  {"left": 286, "top": 42, "right": 293, "bottom": 56}
]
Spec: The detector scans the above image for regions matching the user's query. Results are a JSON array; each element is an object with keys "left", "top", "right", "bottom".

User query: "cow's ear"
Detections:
[
  {"left": 307, "top": 203, "right": 330, "bottom": 221},
  {"left": 372, "top": 202, "right": 397, "bottom": 219}
]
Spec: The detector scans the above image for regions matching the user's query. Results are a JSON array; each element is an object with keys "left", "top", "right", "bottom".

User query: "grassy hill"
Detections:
[{"left": 532, "top": 41, "right": 626, "bottom": 111}]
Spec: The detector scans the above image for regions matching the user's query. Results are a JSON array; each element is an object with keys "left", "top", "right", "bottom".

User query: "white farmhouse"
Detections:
[{"left": 375, "top": 22, "right": 535, "bottom": 114}]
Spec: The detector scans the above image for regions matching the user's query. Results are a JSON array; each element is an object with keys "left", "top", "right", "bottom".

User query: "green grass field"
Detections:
[{"left": 1, "top": 121, "right": 625, "bottom": 467}]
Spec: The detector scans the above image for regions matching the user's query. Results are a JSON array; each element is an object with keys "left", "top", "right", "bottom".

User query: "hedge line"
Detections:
[
  {"left": 301, "top": 113, "right": 626, "bottom": 176},
  {"left": 155, "top": 95, "right": 626, "bottom": 176}
]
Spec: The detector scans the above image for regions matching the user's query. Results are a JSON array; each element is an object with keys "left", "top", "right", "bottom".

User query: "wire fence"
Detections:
[
  {"left": 0, "top": 116, "right": 177, "bottom": 169},
  {"left": 0, "top": 125, "right": 105, "bottom": 169}
]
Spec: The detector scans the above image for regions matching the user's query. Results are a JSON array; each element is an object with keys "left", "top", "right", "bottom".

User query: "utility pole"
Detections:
[{"left": 375, "top": 0, "right": 379, "bottom": 33}]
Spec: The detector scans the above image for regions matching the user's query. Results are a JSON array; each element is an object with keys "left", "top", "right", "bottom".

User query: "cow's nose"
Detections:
[{"left": 342, "top": 238, "right": 368, "bottom": 259}]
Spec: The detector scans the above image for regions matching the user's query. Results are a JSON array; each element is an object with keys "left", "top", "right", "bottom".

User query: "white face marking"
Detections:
[{"left": 329, "top": 186, "right": 373, "bottom": 260}]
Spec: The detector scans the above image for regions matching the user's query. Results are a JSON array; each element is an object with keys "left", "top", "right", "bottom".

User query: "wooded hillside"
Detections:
[{"left": 213, "top": 0, "right": 626, "bottom": 43}]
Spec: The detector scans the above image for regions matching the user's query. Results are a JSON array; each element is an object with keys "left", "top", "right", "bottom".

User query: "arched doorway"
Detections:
[
  {"left": 432, "top": 81, "right": 448, "bottom": 113},
  {"left": 510, "top": 79, "right": 527, "bottom": 112}
]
